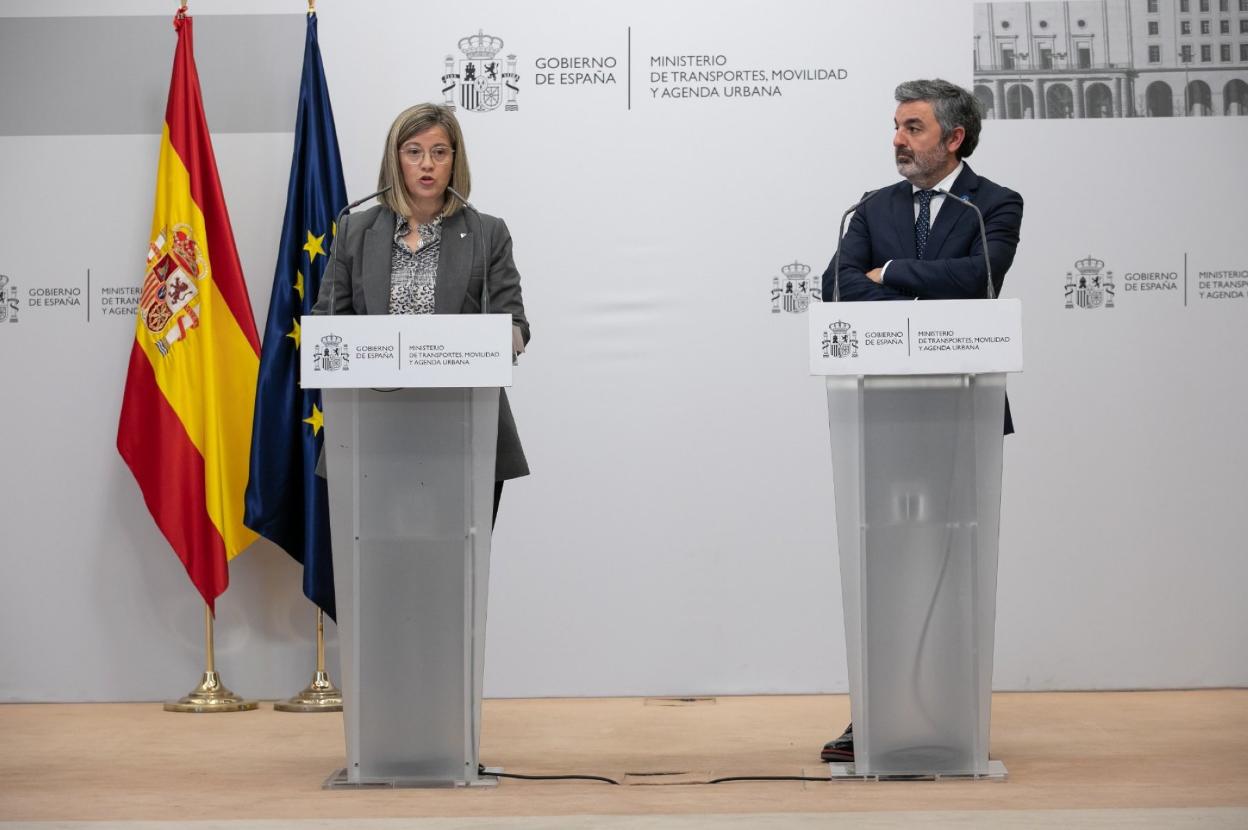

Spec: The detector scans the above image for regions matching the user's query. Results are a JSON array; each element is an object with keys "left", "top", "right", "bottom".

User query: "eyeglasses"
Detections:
[{"left": 400, "top": 145, "right": 454, "bottom": 165}]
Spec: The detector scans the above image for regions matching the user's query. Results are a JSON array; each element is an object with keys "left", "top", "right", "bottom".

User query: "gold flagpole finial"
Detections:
[{"left": 308, "top": 0, "right": 316, "bottom": 13}]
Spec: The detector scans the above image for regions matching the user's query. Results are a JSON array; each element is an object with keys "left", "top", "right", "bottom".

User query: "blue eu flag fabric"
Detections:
[{"left": 245, "top": 12, "right": 346, "bottom": 619}]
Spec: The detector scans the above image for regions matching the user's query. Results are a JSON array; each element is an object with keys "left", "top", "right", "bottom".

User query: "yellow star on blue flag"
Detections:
[
  {"left": 303, "top": 230, "right": 326, "bottom": 263},
  {"left": 303, "top": 404, "right": 323, "bottom": 436}
]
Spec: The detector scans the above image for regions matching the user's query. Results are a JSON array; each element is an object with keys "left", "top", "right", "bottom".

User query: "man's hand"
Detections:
[{"left": 866, "top": 267, "right": 884, "bottom": 284}]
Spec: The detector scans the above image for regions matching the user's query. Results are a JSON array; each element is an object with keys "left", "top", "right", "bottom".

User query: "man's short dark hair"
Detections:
[{"left": 895, "top": 79, "right": 983, "bottom": 159}]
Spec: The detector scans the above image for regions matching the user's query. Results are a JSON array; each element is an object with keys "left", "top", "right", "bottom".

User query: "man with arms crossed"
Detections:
[{"left": 818, "top": 78, "right": 1023, "bottom": 762}]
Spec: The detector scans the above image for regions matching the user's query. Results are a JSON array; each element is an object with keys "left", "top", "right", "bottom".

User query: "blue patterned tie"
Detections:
[{"left": 915, "top": 189, "right": 935, "bottom": 260}]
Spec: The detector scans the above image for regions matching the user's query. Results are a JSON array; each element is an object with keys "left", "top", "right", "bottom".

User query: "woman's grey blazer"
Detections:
[{"left": 311, "top": 204, "right": 530, "bottom": 480}]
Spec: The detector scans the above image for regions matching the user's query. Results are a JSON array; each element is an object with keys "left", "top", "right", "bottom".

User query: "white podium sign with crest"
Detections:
[
  {"left": 809, "top": 299, "right": 1023, "bottom": 376},
  {"left": 301, "top": 314, "right": 513, "bottom": 389}
]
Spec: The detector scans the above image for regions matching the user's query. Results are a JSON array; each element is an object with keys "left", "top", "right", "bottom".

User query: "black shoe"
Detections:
[{"left": 820, "top": 723, "right": 853, "bottom": 762}]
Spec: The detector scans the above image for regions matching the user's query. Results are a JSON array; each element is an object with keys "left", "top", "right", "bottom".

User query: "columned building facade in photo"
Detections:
[{"left": 974, "top": 0, "right": 1248, "bottom": 118}]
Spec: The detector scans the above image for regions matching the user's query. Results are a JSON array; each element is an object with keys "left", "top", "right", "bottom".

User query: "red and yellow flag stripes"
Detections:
[{"left": 118, "top": 13, "right": 261, "bottom": 611}]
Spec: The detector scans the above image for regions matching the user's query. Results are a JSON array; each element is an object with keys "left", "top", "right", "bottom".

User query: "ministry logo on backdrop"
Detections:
[
  {"left": 1064, "top": 255, "right": 1115, "bottom": 310},
  {"left": 770, "top": 261, "right": 820, "bottom": 313},
  {"left": 442, "top": 30, "right": 520, "bottom": 113},
  {"left": 0, "top": 275, "right": 18, "bottom": 323},
  {"left": 821, "top": 320, "right": 858, "bottom": 359},
  {"left": 312, "top": 333, "right": 349, "bottom": 372}
]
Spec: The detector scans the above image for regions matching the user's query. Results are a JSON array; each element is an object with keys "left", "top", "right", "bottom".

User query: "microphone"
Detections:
[
  {"left": 829, "top": 188, "right": 883, "bottom": 302},
  {"left": 931, "top": 188, "right": 995, "bottom": 300},
  {"left": 342, "top": 185, "right": 393, "bottom": 216},
  {"left": 446, "top": 186, "right": 490, "bottom": 316},
  {"left": 325, "top": 186, "right": 392, "bottom": 316}
]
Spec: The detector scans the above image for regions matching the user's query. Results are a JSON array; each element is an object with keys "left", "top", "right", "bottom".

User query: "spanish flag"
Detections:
[{"left": 117, "top": 10, "right": 261, "bottom": 612}]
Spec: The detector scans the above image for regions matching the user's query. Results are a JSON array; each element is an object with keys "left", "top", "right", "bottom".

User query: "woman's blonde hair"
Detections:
[{"left": 376, "top": 103, "right": 471, "bottom": 218}]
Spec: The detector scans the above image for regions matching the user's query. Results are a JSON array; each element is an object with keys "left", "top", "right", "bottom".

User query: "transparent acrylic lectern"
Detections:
[
  {"left": 827, "top": 374, "right": 1006, "bottom": 779},
  {"left": 302, "top": 313, "right": 512, "bottom": 789},
  {"left": 810, "top": 299, "right": 1021, "bottom": 780}
]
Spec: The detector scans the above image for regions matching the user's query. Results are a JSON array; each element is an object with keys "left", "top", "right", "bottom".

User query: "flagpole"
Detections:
[
  {"left": 164, "top": 603, "right": 258, "bottom": 713},
  {"left": 275, "top": 609, "right": 343, "bottom": 712}
]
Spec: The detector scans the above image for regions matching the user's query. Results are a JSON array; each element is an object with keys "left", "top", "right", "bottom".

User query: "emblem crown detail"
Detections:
[
  {"left": 458, "top": 30, "right": 504, "bottom": 59},
  {"left": 781, "top": 261, "right": 811, "bottom": 280},
  {"left": 1075, "top": 255, "right": 1105, "bottom": 274}
]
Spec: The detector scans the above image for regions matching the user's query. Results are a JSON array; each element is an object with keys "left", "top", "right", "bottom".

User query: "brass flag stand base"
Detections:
[
  {"left": 274, "top": 669, "right": 342, "bottom": 712},
  {"left": 164, "top": 670, "right": 259, "bottom": 713},
  {"left": 275, "top": 609, "right": 342, "bottom": 713},
  {"left": 165, "top": 604, "right": 258, "bottom": 713}
]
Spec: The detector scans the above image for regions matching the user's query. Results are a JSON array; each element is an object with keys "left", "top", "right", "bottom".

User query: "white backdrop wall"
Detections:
[{"left": 0, "top": 0, "right": 1244, "bottom": 702}]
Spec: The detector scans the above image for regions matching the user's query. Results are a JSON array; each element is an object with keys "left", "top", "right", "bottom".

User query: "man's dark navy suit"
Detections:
[{"left": 819, "top": 163, "right": 1023, "bottom": 432}]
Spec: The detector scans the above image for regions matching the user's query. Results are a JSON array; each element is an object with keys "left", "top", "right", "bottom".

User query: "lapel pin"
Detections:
[{"left": 460, "top": 232, "right": 468, "bottom": 238}]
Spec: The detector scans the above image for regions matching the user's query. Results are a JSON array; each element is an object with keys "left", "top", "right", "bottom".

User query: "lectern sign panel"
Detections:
[
  {"left": 301, "top": 314, "right": 513, "bottom": 388},
  {"left": 809, "top": 299, "right": 1023, "bottom": 375}
]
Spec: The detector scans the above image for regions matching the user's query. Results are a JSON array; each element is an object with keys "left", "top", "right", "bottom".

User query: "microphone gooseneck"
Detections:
[
  {"left": 325, "top": 186, "right": 392, "bottom": 316},
  {"left": 830, "top": 188, "right": 883, "bottom": 302},
  {"left": 445, "top": 186, "right": 491, "bottom": 316},
  {"left": 932, "top": 188, "right": 995, "bottom": 300}
]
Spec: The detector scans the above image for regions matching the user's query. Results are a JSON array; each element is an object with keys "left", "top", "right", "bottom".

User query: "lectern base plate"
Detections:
[
  {"left": 826, "top": 759, "right": 1008, "bottom": 781},
  {"left": 322, "top": 767, "right": 501, "bottom": 789}
]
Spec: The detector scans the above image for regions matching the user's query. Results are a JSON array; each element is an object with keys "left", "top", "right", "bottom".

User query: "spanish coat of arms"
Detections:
[
  {"left": 441, "top": 30, "right": 520, "bottom": 113},
  {"left": 771, "top": 261, "right": 820, "bottom": 313},
  {"left": 1065, "top": 255, "right": 1115, "bottom": 310},
  {"left": 142, "top": 225, "right": 207, "bottom": 355}
]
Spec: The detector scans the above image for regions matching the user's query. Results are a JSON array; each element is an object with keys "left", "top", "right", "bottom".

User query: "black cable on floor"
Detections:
[
  {"left": 705, "top": 774, "right": 833, "bottom": 784},
  {"left": 479, "top": 765, "right": 842, "bottom": 786},
  {"left": 479, "top": 764, "right": 620, "bottom": 785}
]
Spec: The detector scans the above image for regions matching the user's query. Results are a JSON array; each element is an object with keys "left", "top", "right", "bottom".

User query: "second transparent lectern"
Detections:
[{"left": 810, "top": 300, "right": 1022, "bottom": 779}]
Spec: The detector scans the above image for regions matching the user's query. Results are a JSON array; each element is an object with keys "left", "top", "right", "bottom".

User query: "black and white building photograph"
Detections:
[{"left": 974, "top": 0, "right": 1248, "bottom": 117}]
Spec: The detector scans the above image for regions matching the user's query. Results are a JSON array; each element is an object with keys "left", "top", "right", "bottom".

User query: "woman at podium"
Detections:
[{"left": 312, "top": 103, "right": 530, "bottom": 520}]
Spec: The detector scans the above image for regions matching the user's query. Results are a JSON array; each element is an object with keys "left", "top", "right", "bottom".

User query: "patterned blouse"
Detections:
[{"left": 388, "top": 215, "right": 442, "bottom": 314}]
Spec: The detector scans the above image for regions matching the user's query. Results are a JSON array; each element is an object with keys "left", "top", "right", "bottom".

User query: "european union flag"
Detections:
[{"left": 245, "top": 12, "right": 346, "bottom": 619}]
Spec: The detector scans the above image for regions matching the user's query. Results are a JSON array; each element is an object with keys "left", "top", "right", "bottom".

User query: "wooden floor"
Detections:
[{"left": 1, "top": 690, "right": 1246, "bottom": 823}]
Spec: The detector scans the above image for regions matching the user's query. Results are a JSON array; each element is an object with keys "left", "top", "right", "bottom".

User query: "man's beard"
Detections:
[{"left": 895, "top": 143, "right": 948, "bottom": 185}]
